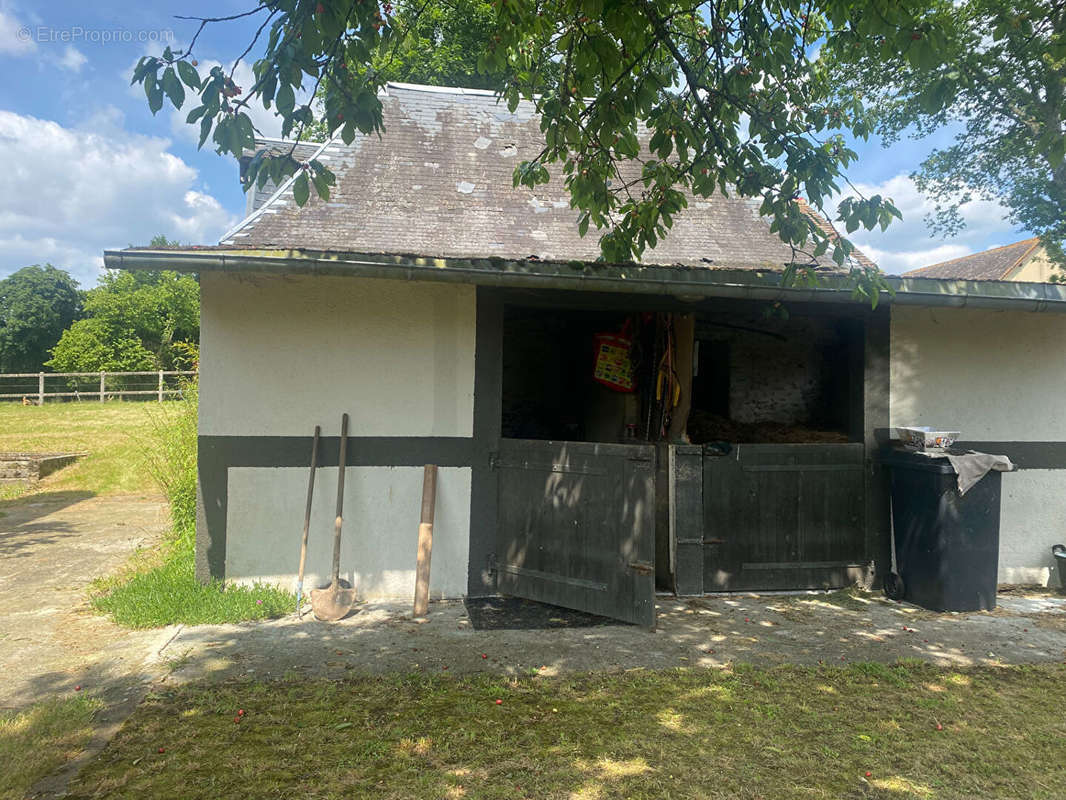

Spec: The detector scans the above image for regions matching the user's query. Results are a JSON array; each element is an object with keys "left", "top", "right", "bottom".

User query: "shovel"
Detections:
[{"left": 311, "top": 413, "right": 357, "bottom": 621}]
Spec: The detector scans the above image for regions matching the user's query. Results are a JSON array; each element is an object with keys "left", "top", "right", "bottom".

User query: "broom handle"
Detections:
[
  {"left": 331, "top": 413, "right": 349, "bottom": 587},
  {"left": 295, "top": 425, "right": 320, "bottom": 612}
]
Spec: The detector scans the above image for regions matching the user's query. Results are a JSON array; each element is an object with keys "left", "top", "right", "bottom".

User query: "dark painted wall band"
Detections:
[
  {"left": 956, "top": 442, "right": 1066, "bottom": 471},
  {"left": 199, "top": 435, "right": 475, "bottom": 468}
]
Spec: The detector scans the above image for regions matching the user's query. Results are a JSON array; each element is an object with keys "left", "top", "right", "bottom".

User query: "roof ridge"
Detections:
[
  {"left": 384, "top": 81, "right": 499, "bottom": 97},
  {"left": 999, "top": 237, "right": 1042, "bottom": 279}
]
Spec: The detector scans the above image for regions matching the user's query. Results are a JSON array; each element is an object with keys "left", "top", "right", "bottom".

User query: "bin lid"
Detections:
[{"left": 877, "top": 447, "right": 957, "bottom": 474}]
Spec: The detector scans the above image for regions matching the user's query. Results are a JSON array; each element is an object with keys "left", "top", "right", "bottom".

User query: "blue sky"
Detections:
[{"left": 0, "top": 0, "right": 1032, "bottom": 287}]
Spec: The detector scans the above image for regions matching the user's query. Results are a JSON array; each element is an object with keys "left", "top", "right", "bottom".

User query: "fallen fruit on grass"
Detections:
[
  {"left": 238, "top": 709, "right": 245, "bottom": 716},
  {"left": 234, "top": 716, "right": 241, "bottom": 723},
  {"left": 74, "top": 685, "right": 81, "bottom": 691},
  {"left": 482, "top": 653, "right": 488, "bottom": 659},
  {"left": 936, "top": 723, "right": 943, "bottom": 731},
  {"left": 865, "top": 771, "right": 871, "bottom": 777},
  {"left": 495, "top": 699, "right": 503, "bottom": 705},
  {"left": 158, "top": 747, "right": 165, "bottom": 753}
]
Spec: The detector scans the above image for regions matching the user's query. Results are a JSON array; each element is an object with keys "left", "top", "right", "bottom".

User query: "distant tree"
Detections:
[
  {"left": 48, "top": 269, "right": 199, "bottom": 373},
  {"left": 827, "top": 0, "right": 1066, "bottom": 268},
  {"left": 0, "top": 265, "right": 82, "bottom": 373}
]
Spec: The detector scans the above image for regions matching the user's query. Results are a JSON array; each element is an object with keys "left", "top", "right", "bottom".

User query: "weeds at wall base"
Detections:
[{"left": 90, "top": 384, "right": 295, "bottom": 628}]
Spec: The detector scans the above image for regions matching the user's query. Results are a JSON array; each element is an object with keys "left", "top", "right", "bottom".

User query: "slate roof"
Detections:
[
  {"left": 903, "top": 238, "right": 1041, "bottom": 280},
  {"left": 220, "top": 82, "right": 874, "bottom": 271}
]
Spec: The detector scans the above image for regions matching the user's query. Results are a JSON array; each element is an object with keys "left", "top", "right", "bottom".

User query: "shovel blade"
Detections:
[{"left": 310, "top": 586, "right": 357, "bottom": 621}]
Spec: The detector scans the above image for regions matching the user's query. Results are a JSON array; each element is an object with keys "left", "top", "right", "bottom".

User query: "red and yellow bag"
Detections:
[{"left": 593, "top": 322, "right": 635, "bottom": 392}]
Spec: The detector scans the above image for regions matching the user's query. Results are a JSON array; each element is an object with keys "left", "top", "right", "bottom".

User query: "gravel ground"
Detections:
[{"left": 0, "top": 492, "right": 170, "bottom": 713}]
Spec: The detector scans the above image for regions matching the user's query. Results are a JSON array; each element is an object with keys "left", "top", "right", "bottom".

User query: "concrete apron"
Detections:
[{"left": 155, "top": 593, "right": 1066, "bottom": 687}]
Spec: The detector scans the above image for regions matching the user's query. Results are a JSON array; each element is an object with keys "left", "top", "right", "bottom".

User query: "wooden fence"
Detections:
[{"left": 0, "top": 371, "right": 198, "bottom": 404}]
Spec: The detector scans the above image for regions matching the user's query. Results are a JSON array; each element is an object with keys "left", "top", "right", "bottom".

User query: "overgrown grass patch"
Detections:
[
  {"left": 0, "top": 400, "right": 169, "bottom": 498},
  {"left": 90, "top": 524, "right": 295, "bottom": 628},
  {"left": 89, "top": 386, "right": 295, "bottom": 627},
  {"left": 0, "top": 695, "right": 102, "bottom": 800},
  {"left": 68, "top": 663, "right": 1066, "bottom": 799}
]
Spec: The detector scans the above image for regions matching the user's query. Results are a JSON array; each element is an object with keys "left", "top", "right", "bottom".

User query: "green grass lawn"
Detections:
[
  {"left": 66, "top": 663, "right": 1066, "bottom": 800},
  {"left": 0, "top": 696, "right": 102, "bottom": 800},
  {"left": 0, "top": 400, "right": 171, "bottom": 499}
]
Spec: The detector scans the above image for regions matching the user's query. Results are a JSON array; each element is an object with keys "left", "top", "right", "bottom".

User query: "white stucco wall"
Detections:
[
  {"left": 199, "top": 272, "right": 476, "bottom": 437},
  {"left": 226, "top": 466, "right": 471, "bottom": 598},
  {"left": 891, "top": 305, "right": 1066, "bottom": 585},
  {"left": 199, "top": 272, "right": 477, "bottom": 597}
]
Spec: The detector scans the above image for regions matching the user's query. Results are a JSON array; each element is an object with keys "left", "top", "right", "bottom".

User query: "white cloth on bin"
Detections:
[{"left": 945, "top": 452, "right": 1014, "bottom": 495}]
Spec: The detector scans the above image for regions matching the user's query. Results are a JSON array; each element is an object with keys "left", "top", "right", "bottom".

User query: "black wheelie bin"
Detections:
[{"left": 881, "top": 449, "right": 1002, "bottom": 612}]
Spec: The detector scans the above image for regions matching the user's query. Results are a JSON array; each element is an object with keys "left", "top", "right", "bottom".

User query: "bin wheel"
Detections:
[{"left": 884, "top": 572, "right": 905, "bottom": 602}]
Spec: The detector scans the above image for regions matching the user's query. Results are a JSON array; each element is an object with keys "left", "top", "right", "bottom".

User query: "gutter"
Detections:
[{"left": 102, "top": 248, "right": 1066, "bottom": 313}]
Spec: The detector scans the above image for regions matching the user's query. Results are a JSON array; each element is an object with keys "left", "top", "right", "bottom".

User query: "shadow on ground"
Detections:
[
  {"left": 153, "top": 591, "right": 1066, "bottom": 689},
  {"left": 0, "top": 491, "right": 95, "bottom": 556}
]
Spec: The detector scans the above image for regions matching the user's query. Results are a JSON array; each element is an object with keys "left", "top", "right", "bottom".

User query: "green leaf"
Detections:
[
  {"left": 161, "top": 68, "right": 185, "bottom": 109},
  {"left": 311, "top": 170, "right": 331, "bottom": 201},
  {"left": 276, "top": 82, "right": 296, "bottom": 116},
  {"left": 177, "top": 60, "right": 201, "bottom": 90},
  {"left": 198, "top": 115, "right": 213, "bottom": 149},
  {"left": 146, "top": 79, "right": 164, "bottom": 115},
  {"left": 293, "top": 171, "right": 310, "bottom": 206}
]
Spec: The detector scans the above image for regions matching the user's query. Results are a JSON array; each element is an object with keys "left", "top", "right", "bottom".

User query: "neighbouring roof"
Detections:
[
  {"left": 903, "top": 238, "right": 1042, "bottom": 280},
  {"left": 219, "top": 82, "right": 873, "bottom": 272}
]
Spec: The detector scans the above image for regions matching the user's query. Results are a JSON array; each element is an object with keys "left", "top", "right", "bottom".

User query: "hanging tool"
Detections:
[
  {"left": 311, "top": 413, "right": 357, "bottom": 621},
  {"left": 294, "top": 425, "right": 320, "bottom": 617}
]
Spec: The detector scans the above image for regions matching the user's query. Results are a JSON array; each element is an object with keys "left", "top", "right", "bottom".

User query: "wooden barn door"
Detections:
[
  {"left": 493, "top": 439, "right": 657, "bottom": 627},
  {"left": 702, "top": 443, "right": 866, "bottom": 591}
]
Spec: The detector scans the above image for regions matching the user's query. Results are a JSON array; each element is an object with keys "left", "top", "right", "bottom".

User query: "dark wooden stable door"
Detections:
[
  {"left": 493, "top": 439, "right": 657, "bottom": 627},
  {"left": 703, "top": 443, "right": 866, "bottom": 591}
]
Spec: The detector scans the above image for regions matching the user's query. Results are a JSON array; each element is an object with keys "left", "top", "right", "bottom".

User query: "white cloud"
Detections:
[
  {"left": 57, "top": 45, "right": 86, "bottom": 72},
  {"left": 0, "top": 8, "right": 35, "bottom": 55},
  {"left": 0, "top": 109, "right": 238, "bottom": 286},
  {"left": 828, "top": 174, "right": 1020, "bottom": 274}
]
